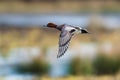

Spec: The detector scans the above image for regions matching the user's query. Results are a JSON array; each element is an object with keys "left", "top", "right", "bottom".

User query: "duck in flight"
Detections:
[{"left": 46, "top": 23, "right": 89, "bottom": 58}]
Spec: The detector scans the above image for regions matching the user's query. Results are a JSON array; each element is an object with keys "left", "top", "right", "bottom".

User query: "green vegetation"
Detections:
[
  {"left": 15, "top": 59, "right": 50, "bottom": 75},
  {"left": 13, "top": 54, "right": 120, "bottom": 76},
  {"left": 93, "top": 54, "right": 120, "bottom": 75},
  {"left": 68, "top": 54, "right": 120, "bottom": 76},
  {"left": 69, "top": 57, "right": 93, "bottom": 75}
]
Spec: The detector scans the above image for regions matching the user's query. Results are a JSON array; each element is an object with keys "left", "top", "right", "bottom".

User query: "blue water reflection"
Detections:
[{"left": 0, "top": 14, "right": 119, "bottom": 28}]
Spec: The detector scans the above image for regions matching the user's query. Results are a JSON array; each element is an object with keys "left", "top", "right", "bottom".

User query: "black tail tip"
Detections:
[{"left": 81, "top": 29, "right": 89, "bottom": 34}]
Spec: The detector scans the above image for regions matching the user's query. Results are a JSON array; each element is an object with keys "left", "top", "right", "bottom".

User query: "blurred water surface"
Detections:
[{"left": 0, "top": 14, "right": 119, "bottom": 28}]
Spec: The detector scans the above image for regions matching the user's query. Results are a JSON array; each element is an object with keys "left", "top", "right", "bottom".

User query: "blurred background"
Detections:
[{"left": 0, "top": 0, "right": 120, "bottom": 80}]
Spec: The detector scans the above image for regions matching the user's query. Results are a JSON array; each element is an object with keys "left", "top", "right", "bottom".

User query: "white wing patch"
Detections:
[{"left": 64, "top": 26, "right": 75, "bottom": 31}]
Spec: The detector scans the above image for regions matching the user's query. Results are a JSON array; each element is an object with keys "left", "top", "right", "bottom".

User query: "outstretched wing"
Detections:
[{"left": 57, "top": 29, "right": 73, "bottom": 58}]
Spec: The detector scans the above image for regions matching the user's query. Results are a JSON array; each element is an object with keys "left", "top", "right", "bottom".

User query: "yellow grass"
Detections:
[
  {"left": 1, "top": 74, "right": 120, "bottom": 80},
  {"left": 41, "top": 74, "right": 120, "bottom": 80},
  {"left": 0, "top": 1, "right": 119, "bottom": 13},
  {"left": 0, "top": 27, "right": 120, "bottom": 56}
]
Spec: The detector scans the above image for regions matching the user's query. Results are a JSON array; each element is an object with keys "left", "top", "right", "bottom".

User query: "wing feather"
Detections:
[{"left": 57, "top": 29, "right": 73, "bottom": 58}]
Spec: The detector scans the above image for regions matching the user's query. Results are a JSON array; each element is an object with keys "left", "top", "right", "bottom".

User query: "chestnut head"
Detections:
[{"left": 47, "top": 23, "right": 57, "bottom": 28}]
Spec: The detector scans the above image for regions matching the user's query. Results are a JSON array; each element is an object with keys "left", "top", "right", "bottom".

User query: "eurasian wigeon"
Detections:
[{"left": 46, "top": 23, "right": 89, "bottom": 58}]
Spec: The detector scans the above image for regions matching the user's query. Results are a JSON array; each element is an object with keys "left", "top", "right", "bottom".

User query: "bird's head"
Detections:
[{"left": 47, "top": 23, "right": 57, "bottom": 28}]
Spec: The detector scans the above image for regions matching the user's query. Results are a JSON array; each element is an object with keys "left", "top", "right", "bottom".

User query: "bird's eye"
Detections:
[{"left": 70, "top": 29, "right": 75, "bottom": 33}]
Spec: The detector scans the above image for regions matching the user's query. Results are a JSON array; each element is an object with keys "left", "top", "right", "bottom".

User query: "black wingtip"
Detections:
[
  {"left": 57, "top": 55, "right": 61, "bottom": 58},
  {"left": 57, "top": 56, "right": 60, "bottom": 58},
  {"left": 57, "top": 53, "right": 64, "bottom": 58}
]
